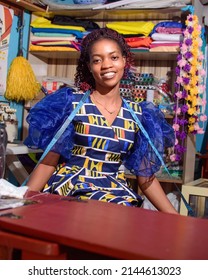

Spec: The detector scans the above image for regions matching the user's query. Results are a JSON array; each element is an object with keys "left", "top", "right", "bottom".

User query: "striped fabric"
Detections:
[{"left": 43, "top": 93, "right": 143, "bottom": 207}]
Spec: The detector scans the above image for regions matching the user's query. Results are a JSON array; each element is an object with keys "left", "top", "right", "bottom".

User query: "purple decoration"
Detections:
[
  {"left": 173, "top": 117, "right": 180, "bottom": 124},
  {"left": 181, "top": 104, "right": 189, "bottom": 113},
  {"left": 183, "top": 77, "right": 190, "bottom": 84},
  {"left": 184, "top": 51, "right": 193, "bottom": 59},
  {"left": 179, "top": 118, "right": 188, "bottom": 125},
  {"left": 180, "top": 131, "right": 187, "bottom": 140},
  {"left": 172, "top": 13, "right": 204, "bottom": 163},
  {"left": 175, "top": 144, "right": 186, "bottom": 154},
  {"left": 177, "top": 54, "right": 182, "bottom": 61},
  {"left": 188, "top": 26, "right": 194, "bottom": 34},
  {"left": 173, "top": 105, "right": 177, "bottom": 111},
  {"left": 185, "top": 38, "right": 192, "bottom": 46},
  {"left": 175, "top": 66, "right": 180, "bottom": 76},
  {"left": 175, "top": 154, "right": 181, "bottom": 161},
  {"left": 182, "top": 89, "right": 188, "bottom": 98},
  {"left": 184, "top": 63, "right": 191, "bottom": 72},
  {"left": 175, "top": 144, "right": 181, "bottom": 151},
  {"left": 179, "top": 146, "right": 187, "bottom": 153}
]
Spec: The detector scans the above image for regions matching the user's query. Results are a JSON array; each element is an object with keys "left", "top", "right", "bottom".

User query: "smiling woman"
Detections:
[{"left": 23, "top": 27, "right": 178, "bottom": 214}]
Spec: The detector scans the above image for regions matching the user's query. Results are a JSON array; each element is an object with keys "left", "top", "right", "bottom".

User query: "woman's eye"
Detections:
[
  {"left": 112, "top": 56, "right": 119, "bottom": 61},
  {"left": 93, "top": 58, "right": 101, "bottom": 64}
]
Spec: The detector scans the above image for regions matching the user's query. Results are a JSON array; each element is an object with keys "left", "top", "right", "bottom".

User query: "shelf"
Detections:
[
  {"left": 125, "top": 173, "right": 183, "bottom": 184},
  {"left": 33, "top": 4, "right": 188, "bottom": 20},
  {"left": 1, "top": 0, "right": 45, "bottom": 12},
  {"left": 30, "top": 50, "right": 79, "bottom": 60},
  {"left": 30, "top": 49, "right": 178, "bottom": 61},
  {"left": 35, "top": 9, "right": 184, "bottom": 21}
]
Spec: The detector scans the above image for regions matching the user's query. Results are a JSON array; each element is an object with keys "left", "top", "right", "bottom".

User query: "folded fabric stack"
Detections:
[
  {"left": 149, "top": 21, "right": 185, "bottom": 52},
  {"left": 30, "top": 16, "right": 99, "bottom": 52},
  {"left": 106, "top": 21, "right": 155, "bottom": 51}
]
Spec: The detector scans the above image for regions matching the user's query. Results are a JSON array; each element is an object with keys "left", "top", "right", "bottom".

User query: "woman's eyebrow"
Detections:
[{"left": 91, "top": 50, "right": 119, "bottom": 57}]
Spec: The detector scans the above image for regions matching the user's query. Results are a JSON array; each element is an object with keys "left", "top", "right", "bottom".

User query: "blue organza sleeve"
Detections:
[
  {"left": 24, "top": 87, "right": 75, "bottom": 160},
  {"left": 123, "top": 101, "right": 175, "bottom": 177}
]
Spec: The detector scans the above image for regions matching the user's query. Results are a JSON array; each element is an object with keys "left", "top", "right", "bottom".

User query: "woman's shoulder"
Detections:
[
  {"left": 123, "top": 99, "right": 142, "bottom": 114},
  {"left": 125, "top": 99, "right": 163, "bottom": 116},
  {"left": 123, "top": 99, "right": 159, "bottom": 116},
  {"left": 33, "top": 87, "right": 87, "bottom": 111},
  {"left": 44, "top": 86, "right": 76, "bottom": 101}
]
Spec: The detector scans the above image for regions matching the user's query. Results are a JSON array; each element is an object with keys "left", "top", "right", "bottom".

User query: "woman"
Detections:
[{"left": 24, "top": 28, "right": 178, "bottom": 214}]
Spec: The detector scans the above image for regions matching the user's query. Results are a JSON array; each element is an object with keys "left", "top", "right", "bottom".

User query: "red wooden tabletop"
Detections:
[{"left": 0, "top": 192, "right": 208, "bottom": 260}]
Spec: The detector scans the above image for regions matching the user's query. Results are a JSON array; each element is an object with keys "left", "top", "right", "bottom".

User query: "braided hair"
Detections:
[{"left": 74, "top": 27, "right": 133, "bottom": 91}]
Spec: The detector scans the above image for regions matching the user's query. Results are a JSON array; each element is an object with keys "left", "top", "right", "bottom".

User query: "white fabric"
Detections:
[
  {"left": 151, "top": 33, "right": 182, "bottom": 42},
  {"left": 0, "top": 178, "right": 28, "bottom": 199}
]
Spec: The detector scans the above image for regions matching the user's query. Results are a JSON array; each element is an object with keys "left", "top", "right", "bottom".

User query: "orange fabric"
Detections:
[{"left": 125, "top": 37, "right": 152, "bottom": 48}]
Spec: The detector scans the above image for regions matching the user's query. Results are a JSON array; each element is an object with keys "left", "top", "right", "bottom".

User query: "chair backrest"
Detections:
[{"left": 201, "top": 142, "right": 208, "bottom": 178}]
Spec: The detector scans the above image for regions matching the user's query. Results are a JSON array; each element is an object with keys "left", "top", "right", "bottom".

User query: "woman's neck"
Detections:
[
  {"left": 91, "top": 89, "right": 122, "bottom": 116},
  {"left": 93, "top": 90, "right": 121, "bottom": 104}
]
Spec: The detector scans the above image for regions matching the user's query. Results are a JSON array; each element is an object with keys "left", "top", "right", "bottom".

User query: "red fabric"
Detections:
[{"left": 125, "top": 37, "right": 152, "bottom": 48}]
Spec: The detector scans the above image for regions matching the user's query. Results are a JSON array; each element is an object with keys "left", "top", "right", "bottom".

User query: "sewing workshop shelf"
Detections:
[
  {"left": 33, "top": 4, "right": 186, "bottom": 19},
  {"left": 29, "top": 49, "right": 179, "bottom": 61},
  {"left": 29, "top": 3, "right": 188, "bottom": 61}
]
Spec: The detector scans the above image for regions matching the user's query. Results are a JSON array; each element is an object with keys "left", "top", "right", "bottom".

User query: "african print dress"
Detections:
[{"left": 24, "top": 87, "right": 175, "bottom": 207}]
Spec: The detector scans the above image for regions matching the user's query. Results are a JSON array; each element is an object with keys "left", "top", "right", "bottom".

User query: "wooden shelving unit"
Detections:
[
  {"left": 0, "top": 0, "right": 45, "bottom": 13},
  {"left": 29, "top": 49, "right": 179, "bottom": 61}
]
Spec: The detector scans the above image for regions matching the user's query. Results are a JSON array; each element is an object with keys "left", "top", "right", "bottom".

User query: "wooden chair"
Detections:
[
  {"left": 0, "top": 230, "right": 67, "bottom": 260},
  {"left": 198, "top": 142, "right": 208, "bottom": 178}
]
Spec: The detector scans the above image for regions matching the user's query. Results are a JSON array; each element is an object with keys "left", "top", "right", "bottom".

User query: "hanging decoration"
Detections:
[
  {"left": 4, "top": 11, "right": 41, "bottom": 102},
  {"left": 171, "top": 12, "right": 207, "bottom": 162}
]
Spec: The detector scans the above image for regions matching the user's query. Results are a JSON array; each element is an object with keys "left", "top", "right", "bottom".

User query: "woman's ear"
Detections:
[
  {"left": 123, "top": 56, "right": 126, "bottom": 65},
  {"left": 87, "top": 63, "right": 92, "bottom": 73}
]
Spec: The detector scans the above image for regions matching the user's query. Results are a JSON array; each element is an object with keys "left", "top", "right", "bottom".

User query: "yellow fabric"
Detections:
[
  {"left": 106, "top": 21, "right": 155, "bottom": 36},
  {"left": 29, "top": 45, "right": 77, "bottom": 51},
  {"left": 31, "top": 17, "right": 85, "bottom": 32}
]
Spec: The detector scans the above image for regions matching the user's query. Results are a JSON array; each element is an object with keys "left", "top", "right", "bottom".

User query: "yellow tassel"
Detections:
[{"left": 4, "top": 56, "right": 41, "bottom": 102}]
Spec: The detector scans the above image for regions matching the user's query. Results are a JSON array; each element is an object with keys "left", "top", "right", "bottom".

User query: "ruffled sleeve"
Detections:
[
  {"left": 123, "top": 101, "right": 175, "bottom": 177},
  {"left": 24, "top": 87, "right": 75, "bottom": 160}
]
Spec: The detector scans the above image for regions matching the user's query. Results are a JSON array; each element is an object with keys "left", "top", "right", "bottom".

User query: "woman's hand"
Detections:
[{"left": 138, "top": 176, "right": 179, "bottom": 214}]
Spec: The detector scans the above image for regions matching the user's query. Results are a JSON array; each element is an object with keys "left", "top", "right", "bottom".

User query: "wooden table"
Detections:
[{"left": 0, "top": 191, "right": 208, "bottom": 260}]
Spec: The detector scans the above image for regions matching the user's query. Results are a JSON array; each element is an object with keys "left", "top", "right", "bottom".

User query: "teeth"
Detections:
[{"left": 102, "top": 72, "right": 115, "bottom": 78}]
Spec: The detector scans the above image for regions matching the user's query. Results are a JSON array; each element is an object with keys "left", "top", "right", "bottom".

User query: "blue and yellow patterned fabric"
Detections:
[{"left": 24, "top": 87, "right": 174, "bottom": 207}]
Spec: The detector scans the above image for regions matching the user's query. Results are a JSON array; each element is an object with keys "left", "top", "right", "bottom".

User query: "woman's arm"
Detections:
[
  {"left": 26, "top": 151, "right": 60, "bottom": 192},
  {"left": 137, "top": 176, "right": 179, "bottom": 214}
]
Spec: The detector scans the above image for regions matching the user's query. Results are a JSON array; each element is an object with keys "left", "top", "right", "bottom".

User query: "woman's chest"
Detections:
[{"left": 72, "top": 110, "right": 137, "bottom": 153}]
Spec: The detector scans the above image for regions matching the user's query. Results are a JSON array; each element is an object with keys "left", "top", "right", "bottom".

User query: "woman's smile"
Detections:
[{"left": 101, "top": 71, "right": 116, "bottom": 79}]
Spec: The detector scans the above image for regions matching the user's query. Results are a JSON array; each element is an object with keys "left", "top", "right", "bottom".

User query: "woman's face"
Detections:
[{"left": 88, "top": 38, "right": 126, "bottom": 91}]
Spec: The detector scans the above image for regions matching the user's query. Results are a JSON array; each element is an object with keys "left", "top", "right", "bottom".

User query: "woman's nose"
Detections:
[{"left": 101, "top": 58, "right": 112, "bottom": 69}]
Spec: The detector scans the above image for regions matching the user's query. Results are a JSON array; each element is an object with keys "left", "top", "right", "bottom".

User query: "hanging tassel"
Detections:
[
  {"left": 4, "top": 11, "right": 41, "bottom": 102},
  {"left": 5, "top": 56, "right": 41, "bottom": 102}
]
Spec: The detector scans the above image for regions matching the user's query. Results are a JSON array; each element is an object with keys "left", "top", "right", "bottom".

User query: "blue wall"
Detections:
[{"left": 0, "top": 10, "right": 31, "bottom": 140}]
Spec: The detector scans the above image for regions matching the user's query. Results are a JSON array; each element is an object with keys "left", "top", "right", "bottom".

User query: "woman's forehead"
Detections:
[{"left": 90, "top": 38, "right": 121, "bottom": 53}]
